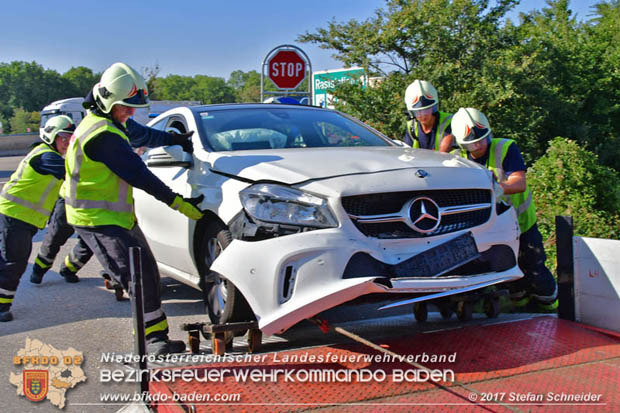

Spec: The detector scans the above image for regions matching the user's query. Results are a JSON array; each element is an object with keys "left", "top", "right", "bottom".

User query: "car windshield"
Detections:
[{"left": 196, "top": 107, "right": 391, "bottom": 151}]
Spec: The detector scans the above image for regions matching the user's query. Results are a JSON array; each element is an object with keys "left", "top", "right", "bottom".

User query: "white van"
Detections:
[
  {"left": 39, "top": 97, "right": 86, "bottom": 136},
  {"left": 40, "top": 98, "right": 201, "bottom": 135}
]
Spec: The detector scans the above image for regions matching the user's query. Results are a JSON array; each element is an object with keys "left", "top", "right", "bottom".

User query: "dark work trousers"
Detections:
[
  {"left": 0, "top": 213, "right": 38, "bottom": 312},
  {"left": 33, "top": 198, "right": 93, "bottom": 276},
  {"left": 516, "top": 222, "right": 558, "bottom": 304},
  {"left": 74, "top": 223, "right": 169, "bottom": 342}
]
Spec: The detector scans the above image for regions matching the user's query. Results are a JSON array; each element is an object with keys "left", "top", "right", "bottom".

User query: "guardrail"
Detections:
[
  {"left": 0, "top": 133, "right": 39, "bottom": 156},
  {"left": 556, "top": 215, "right": 620, "bottom": 333}
]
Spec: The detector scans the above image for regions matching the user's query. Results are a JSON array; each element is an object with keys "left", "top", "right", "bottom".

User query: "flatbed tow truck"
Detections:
[
  {"left": 136, "top": 312, "right": 617, "bottom": 413},
  {"left": 128, "top": 218, "right": 619, "bottom": 412}
]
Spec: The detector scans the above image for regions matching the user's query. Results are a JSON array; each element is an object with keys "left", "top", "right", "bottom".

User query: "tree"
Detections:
[
  {"left": 153, "top": 74, "right": 235, "bottom": 104},
  {"left": 228, "top": 70, "right": 262, "bottom": 102},
  {"left": 0, "top": 61, "right": 75, "bottom": 121},
  {"left": 62, "top": 66, "right": 99, "bottom": 98},
  {"left": 0, "top": 113, "right": 7, "bottom": 134},
  {"left": 141, "top": 63, "right": 161, "bottom": 99},
  {"left": 578, "top": 0, "right": 620, "bottom": 170},
  {"left": 298, "top": 0, "right": 620, "bottom": 172},
  {"left": 9, "top": 107, "right": 40, "bottom": 133},
  {"left": 529, "top": 137, "right": 620, "bottom": 269},
  {"left": 299, "top": 0, "right": 519, "bottom": 140}
]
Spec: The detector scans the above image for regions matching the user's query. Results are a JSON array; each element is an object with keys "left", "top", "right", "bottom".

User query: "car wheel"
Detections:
[
  {"left": 413, "top": 302, "right": 428, "bottom": 323},
  {"left": 198, "top": 222, "right": 254, "bottom": 325}
]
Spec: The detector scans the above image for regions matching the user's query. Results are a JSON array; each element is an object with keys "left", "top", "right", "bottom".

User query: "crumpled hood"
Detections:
[{"left": 208, "top": 146, "right": 479, "bottom": 184}]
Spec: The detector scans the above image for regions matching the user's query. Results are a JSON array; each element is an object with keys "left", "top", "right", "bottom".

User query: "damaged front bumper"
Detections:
[{"left": 211, "top": 205, "right": 522, "bottom": 336}]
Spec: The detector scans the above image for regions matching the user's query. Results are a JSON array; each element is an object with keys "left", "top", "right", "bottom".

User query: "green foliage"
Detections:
[
  {"left": 140, "top": 64, "right": 160, "bottom": 99},
  {"left": 529, "top": 137, "right": 620, "bottom": 268},
  {"left": 62, "top": 66, "right": 99, "bottom": 98},
  {"left": 0, "top": 113, "right": 7, "bottom": 134},
  {"left": 153, "top": 74, "right": 235, "bottom": 104},
  {"left": 9, "top": 107, "right": 40, "bottom": 133},
  {"left": 227, "top": 70, "right": 265, "bottom": 103},
  {"left": 0, "top": 61, "right": 72, "bottom": 120},
  {"left": 299, "top": 0, "right": 620, "bottom": 172},
  {"left": 333, "top": 74, "right": 408, "bottom": 139}
]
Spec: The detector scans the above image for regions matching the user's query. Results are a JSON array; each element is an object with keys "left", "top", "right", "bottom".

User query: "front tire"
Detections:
[{"left": 198, "top": 222, "right": 254, "bottom": 325}]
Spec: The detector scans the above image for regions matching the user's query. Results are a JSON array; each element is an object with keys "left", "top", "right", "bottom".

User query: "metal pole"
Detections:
[
  {"left": 261, "top": 44, "right": 312, "bottom": 103},
  {"left": 556, "top": 216, "right": 575, "bottom": 321},
  {"left": 129, "top": 247, "right": 150, "bottom": 399}
]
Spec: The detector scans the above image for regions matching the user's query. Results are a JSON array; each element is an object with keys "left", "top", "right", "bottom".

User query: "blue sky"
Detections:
[{"left": 0, "top": 0, "right": 601, "bottom": 80}]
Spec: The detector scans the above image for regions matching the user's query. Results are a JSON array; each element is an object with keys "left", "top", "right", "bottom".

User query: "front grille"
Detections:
[{"left": 342, "top": 189, "right": 492, "bottom": 239}]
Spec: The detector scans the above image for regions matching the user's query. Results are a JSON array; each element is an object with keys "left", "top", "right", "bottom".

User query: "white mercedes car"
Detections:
[{"left": 134, "top": 104, "right": 522, "bottom": 336}]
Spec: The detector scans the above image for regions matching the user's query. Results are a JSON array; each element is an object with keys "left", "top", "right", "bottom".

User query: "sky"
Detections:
[{"left": 0, "top": 0, "right": 602, "bottom": 80}]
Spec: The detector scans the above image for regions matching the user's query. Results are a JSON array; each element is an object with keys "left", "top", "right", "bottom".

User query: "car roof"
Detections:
[{"left": 187, "top": 103, "right": 329, "bottom": 112}]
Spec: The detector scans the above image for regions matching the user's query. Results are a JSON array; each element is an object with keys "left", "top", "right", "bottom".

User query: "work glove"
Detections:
[
  {"left": 169, "top": 194, "right": 204, "bottom": 220},
  {"left": 171, "top": 131, "right": 195, "bottom": 154}
]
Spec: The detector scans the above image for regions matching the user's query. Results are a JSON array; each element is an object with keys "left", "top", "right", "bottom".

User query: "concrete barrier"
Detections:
[{"left": 0, "top": 133, "right": 39, "bottom": 156}]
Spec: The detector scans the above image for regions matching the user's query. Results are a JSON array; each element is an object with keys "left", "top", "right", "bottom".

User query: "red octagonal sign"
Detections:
[{"left": 267, "top": 50, "right": 306, "bottom": 90}]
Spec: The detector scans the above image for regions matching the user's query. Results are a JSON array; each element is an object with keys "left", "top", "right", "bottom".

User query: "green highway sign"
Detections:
[{"left": 312, "top": 67, "right": 366, "bottom": 108}]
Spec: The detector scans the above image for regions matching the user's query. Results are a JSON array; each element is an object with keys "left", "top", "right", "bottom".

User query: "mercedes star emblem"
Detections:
[{"left": 408, "top": 197, "right": 441, "bottom": 233}]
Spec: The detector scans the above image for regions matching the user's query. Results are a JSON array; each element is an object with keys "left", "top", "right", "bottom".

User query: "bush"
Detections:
[
  {"left": 528, "top": 137, "right": 620, "bottom": 270},
  {"left": 9, "top": 108, "right": 40, "bottom": 133}
]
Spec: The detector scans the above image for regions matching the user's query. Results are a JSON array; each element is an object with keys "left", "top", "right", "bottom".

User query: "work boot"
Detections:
[
  {"left": 536, "top": 299, "right": 559, "bottom": 313},
  {"left": 0, "top": 311, "right": 13, "bottom": 322},
  {"left": 30, "top": 261, "right": 51, "bottom": 284},
  {"left": 30, "top": 268, "right": 45, "bottom": 284},
  {"left": 59, "top": 267, "right": 80, "bottom": 283},
  {"left": 147, "top": 338, "right": 186, "bottom": 356}
]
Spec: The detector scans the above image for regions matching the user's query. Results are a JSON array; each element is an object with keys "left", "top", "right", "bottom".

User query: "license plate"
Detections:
[{"left": 393, "top": 232, "right": 479, "bottom": 278}]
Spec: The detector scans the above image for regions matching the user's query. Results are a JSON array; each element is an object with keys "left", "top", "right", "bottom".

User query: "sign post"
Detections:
[{"left": 261, "top": 45, "right": 312, "bottom": 103}]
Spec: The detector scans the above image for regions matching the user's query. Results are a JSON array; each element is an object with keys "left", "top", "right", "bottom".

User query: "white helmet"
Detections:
[
  {"left": 93, "top": 62, "right": 149, "bottom": 114},
  {"left": 404, "top": 80, "right": 439, "bottom": 116},
  {"left": 41, "top": 115, "right": 75, "bottom": 145},
  {"left": 452, "top": 108, "right": 492, "bottom": 147}
]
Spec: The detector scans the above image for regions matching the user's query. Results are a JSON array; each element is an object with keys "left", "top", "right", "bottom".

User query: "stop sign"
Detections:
[{"left": 267, "top": 50, "right": 306, "bottom": 90}]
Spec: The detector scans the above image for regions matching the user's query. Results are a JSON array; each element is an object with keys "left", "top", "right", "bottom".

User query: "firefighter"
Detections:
[
  {"left": 62, "top": 62, "right": 203, "bottom": 355},
  {"left": 403, "top": 80, "right": 455, "bottom": 152},
  {"left": 451, "top": 108, "right": 558, "bottom": 310},
  {"left": 30, "top": 107, "right": 193, "bottom": 285},
  {"left": 0, "top": 116, "right": 75, "bottom": 322}
]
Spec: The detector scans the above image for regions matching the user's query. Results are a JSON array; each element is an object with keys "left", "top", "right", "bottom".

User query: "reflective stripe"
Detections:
[
  {"left": 493, "top": 139, "right": 510, "bottom": 182},
  {"left": 35, "top": 257, "right": 52, "bottom": 269},
  {"left": 0, "top": 192, "right": 50, "bottom": 216},
  {"left": 438, "top": 114, "right": 452, "bottom": 136},
  {"left": 144, "top": 308, "right": 165, "bottom": 323},
  {"left": 0, "top": 287, "right": 16, "bottom": 296},
  {"left": 144, "top": 319, "right": 168, "bottom": 337},
  {"left": 516, "top": 191, "right": 533, "bottom": 215},
  {"left": 66, "top": 120, "right": 132, "bottom": 213},
  {"left": 64, "top": 256, "right": 78, "bottom": 273},
  {"left": 1, "top": 146, "right": 48, "bottom": 194},
  {"left": 0, "top": 297, "right": 13, "bottom": 303},
  {"left": 0, "top": 145, "right": 58, "bottom": 217}
]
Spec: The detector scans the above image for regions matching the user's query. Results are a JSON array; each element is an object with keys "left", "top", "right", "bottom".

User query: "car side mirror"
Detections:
[{"left": 146, "top": 145, "right": 193, "bottom": 168}]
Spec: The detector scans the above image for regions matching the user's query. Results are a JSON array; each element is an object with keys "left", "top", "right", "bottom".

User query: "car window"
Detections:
[
  {"left": 197, "top": 107, "right": 390, "bottom": 152},
  {"left": 167, "top": 118, "right": 188, "bottom": 134},
  {"left": 149, "top": 117, "right": 168, "bottom": 131}
]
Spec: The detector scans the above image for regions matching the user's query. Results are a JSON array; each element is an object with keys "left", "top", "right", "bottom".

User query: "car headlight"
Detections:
[{"left": 239, "top": 184, "right": 338, "bottom": 228}]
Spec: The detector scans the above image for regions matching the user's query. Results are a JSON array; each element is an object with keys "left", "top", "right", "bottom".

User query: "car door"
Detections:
[{"left": 133, "top": 114, "right": 199, "bottom": 276}]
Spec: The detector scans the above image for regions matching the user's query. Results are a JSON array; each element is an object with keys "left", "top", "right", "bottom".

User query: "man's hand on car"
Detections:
[
  {"left": 172, "top": 131, "right": 195, "bottom": 154},
  {"left": 169, "top": 194, "right": 204, "bottom": 220}
]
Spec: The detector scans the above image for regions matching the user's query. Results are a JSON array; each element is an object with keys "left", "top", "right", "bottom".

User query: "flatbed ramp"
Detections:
[{"left": 147, "top": 316, "right": 619, "bottom": 412}]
